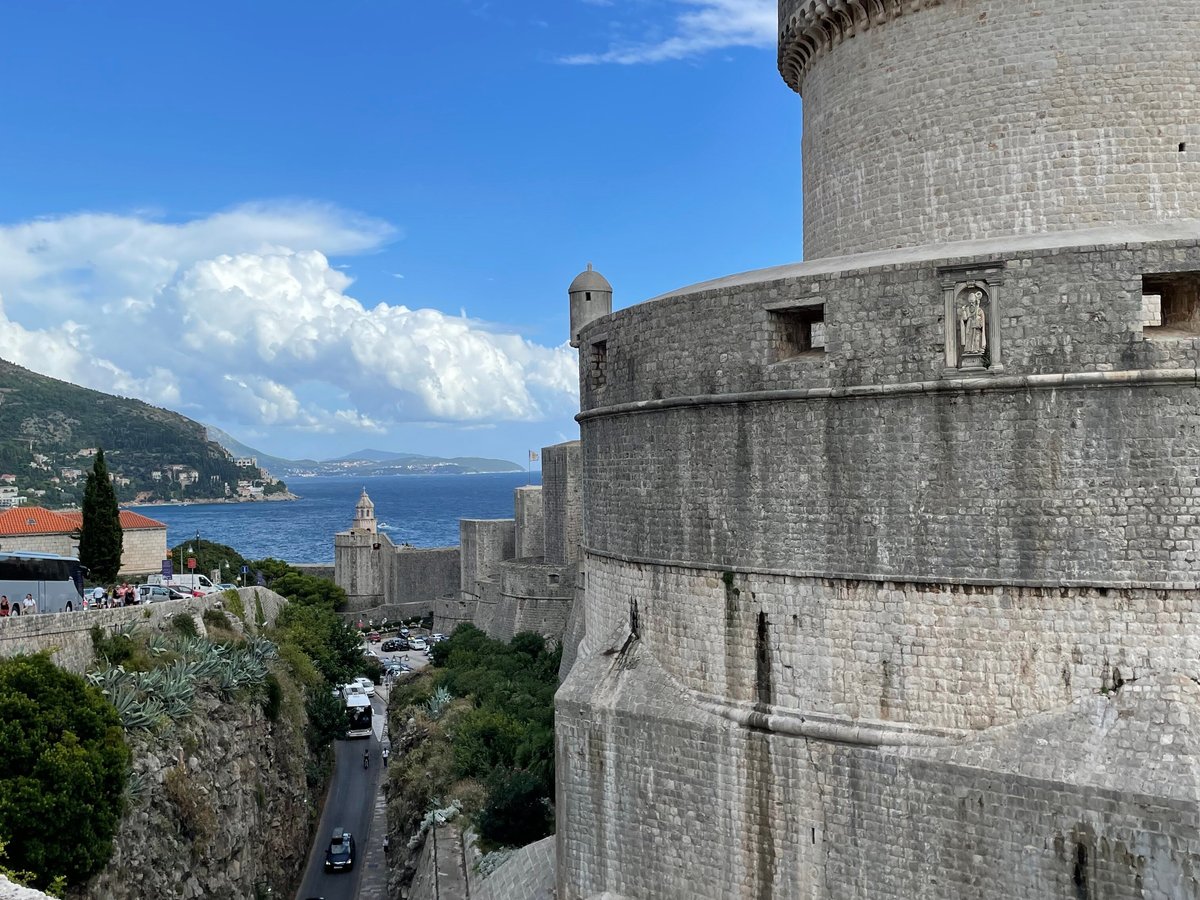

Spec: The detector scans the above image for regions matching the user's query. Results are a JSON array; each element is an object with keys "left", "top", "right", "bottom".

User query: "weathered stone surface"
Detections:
[
  {"left": 780, "top": 0, "right": 1200, "bottom": 258},
  {"left": 555, "top": 2, "right": 1200, "bottom": 895}
]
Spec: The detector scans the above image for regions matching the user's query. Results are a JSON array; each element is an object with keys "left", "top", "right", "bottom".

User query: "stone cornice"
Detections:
[{"left": 778, "top": 0, "right": 944, "bottom": 94}]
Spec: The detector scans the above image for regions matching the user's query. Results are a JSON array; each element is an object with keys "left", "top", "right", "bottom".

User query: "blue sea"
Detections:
[{"left": 136, "top": 472, "right": 542, "bottom": 564}]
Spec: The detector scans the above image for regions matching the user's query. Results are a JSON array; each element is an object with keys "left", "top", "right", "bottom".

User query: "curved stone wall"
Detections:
[
  {"left": 781, "top": 0, "right": 1200, "bottom": 258},
  {"left": 580, "top": 551, "right": 1200, "bottom": 731}
]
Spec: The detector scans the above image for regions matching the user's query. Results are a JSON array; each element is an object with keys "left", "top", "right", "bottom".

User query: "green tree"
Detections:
[
  {"left": 0, "top": 654, "right": 129, "bottom": 888},
  {"left": 78, "top": 448, "right": 123, "bottom": 583}
]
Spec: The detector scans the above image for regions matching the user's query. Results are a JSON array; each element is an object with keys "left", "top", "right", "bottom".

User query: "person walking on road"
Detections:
[{"left": 382, "top": 746, "right": 390, "bottom": 768}]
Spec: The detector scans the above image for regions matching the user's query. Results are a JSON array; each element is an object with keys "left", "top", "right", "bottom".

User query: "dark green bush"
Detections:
[
  {"left": 89, "top": 625, "right": 134, "bottom": 666},
  {"left": 0, "top": 654, "right": 129, "bottom": 888},
  {"left": 262, "top": 673, "right": 283, "bottom": 722},
  {"left": 171, "top": 613, "right": 198, "bottom": 637},
  {"left": 477, "top": 768, "right": 554, "bottom": 848}
]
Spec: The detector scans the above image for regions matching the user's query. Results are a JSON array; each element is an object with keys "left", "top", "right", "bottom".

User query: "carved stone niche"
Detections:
[{"left": 939, "top": 262, "right": 1006, "bottom": 375}]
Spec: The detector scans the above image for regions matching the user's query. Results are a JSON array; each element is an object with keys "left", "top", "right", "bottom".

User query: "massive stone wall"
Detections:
[
  {"left": 562, "top": 235, "right": 1200, "bottom": 897},
  {"left": 335, "top": 530, "right": 459, "bottom": 619},
  {"left": 542, "top": 443, "right": 582, "bottom": 566},
  {"left": 580, "top": 238, "right": 1200, "bottom": 589},
  {"left": 779, "top": 0, "right": 1200, "bottom": 258},
  {"left": 558, "top": 644, "right": 1200, "bottom": 899}
]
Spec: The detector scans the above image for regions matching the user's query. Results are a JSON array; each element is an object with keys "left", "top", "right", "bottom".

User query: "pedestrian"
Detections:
[
  {"left": 383, "top": 835, "right": 390, "bottom": 854},
  {"left": 0, "top": 596, "right": 9, "bottom": 617},
  {"left": 8, "top": 597, "right": 18, "bottom": 616},
  {"left": 382, "top": 746, "right": 390, "bottom": 768},
  {"left": 22, "top": 594, "right": 35, "bottom": 615}
]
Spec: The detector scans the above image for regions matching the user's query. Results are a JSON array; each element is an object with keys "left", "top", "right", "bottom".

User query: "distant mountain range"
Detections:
[{"left": 204, "top": 427, "right": 522, "bottom": 477}]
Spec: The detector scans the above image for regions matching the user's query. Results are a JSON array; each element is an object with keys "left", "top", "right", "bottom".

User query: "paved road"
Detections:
[
  {"left": 293, "top": 642, "right": 430, "bottom": 900},
  {"left": 294, "top": 703, "right": 384, "bottom": 900}
]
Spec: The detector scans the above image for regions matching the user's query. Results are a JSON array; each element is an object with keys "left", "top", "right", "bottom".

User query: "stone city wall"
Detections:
[
  {"left": 581, "top": 551, "right": 1200, "bottom": 732},
  {"left": 578, "top": 240, "right": 1200, "bottom": 589},
  {"left": 335, "top": 531, "right": 459, "bottom": 618},
  {"left": 459, "top": 520, "right": 516, "bottom": 601},
  {"left": 542, "top": 442, "right": 582, "bottom": 566},
  {"left": 515, "top": 485, "right": 545, "bottom": 560},
  {"left": 0, "top": 588, "right": 287, "bottom": 674},
  {"left": 558, "top": 646, "right": 1200, "bottom": 899},
  {"left": 778, "top": 0, "right": 1200, "bottom": 258},
  {"left": 579, "top": 237, "right": 1200, "bottom": 412}
]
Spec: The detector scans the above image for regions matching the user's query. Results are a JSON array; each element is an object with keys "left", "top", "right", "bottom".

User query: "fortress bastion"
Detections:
[{"left": 556, "top": 1, "right": 1200, "bottom": 898}]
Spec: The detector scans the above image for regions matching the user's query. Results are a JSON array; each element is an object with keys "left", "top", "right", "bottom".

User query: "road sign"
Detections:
[
  {"left": 187, "top": 557, "right": 197, "bottom": 570},
  {"left": 162, "top": 560, "right": 173, "bottom": 578},
  {"left": 241, "top": 565, "right": 250, "bottom": 575}
]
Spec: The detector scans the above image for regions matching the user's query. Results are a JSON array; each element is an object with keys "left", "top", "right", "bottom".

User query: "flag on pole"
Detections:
[{"left": 529, "top": 450, "right": 539, "bottom": 462}]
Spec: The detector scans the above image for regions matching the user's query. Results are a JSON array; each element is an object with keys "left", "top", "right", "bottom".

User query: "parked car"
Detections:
[
  {"left": 430, "top": 633, "right": 447, "bottom": 643},
  {"left": 323, "top": 828, "right": 355, "bottom": 872},
  {"left": 408, "top": 637, "right": 428, "bottom": 652},
  {"left": 367, "top": 631, "right": 381, "bottom": 643},
  {"left": 381, "top": 638, "right": 409, "bottom": 652},
  {"left": 139, "top": 584, "right": 190, "bottom": 603},
  {"left": 353, "top": 676, "right": 376, "bottom": 697},
  {"left": 399, "top": 626, "right": 410, "bottom": 637},
  {"left": 215, "top": 583, "right": 238, "bottom": 591}
]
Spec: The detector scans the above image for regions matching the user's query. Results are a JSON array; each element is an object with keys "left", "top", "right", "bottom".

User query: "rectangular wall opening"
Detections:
[
  {"left": 1143, "top": 273, "right": 1200, "bottom": 337},
  {"left": 588, "top": 339, "right": 608, "bottom": 391},
  {"left": 771, "top": 304, "right": 826, "bottom": 360}
]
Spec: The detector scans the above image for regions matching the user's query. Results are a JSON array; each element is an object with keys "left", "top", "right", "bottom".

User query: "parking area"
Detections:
[{"left": 360, "top": 629, "right": 447, "bottom": 683}]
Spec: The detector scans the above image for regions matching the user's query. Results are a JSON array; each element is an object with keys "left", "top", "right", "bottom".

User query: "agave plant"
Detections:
[{"left": 425, "top": 686, "right": 453, "bottom": 721}]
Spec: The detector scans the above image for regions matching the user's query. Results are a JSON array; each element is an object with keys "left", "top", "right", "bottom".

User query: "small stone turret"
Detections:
[
  {"left": 351, "top": 488, "right": 377, "bottom": 534},
  {"left": 568, "top": 263, "right": 612, "bottom": 348}
]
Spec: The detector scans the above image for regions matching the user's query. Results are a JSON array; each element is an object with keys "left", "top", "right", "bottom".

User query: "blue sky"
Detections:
[{"left": 0, "top": 0, "right": 799, "bottom": 465}]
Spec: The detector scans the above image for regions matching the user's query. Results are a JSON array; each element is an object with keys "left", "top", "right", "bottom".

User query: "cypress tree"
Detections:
[{"left": 78, "top": 448, "right": 123, "bottom": 583}]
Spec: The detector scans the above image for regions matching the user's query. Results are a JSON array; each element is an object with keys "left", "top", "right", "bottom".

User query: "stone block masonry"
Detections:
[{"left": 780, "top": 0, "right": 1200, "bottom": 259}]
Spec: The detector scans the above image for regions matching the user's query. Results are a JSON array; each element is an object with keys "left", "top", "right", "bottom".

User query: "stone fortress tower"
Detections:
[{"left": 557, "top": 2, "right": 1200, "bottom": 898}]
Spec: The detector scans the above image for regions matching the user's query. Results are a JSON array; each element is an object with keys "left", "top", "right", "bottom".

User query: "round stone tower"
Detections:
[
  {"left": 568, "top": 263, "right": 612, "bottom": 348},
  {"left": 557, "top": 2, "right": 1200, "bottom": 898},
  {"left": 351, "top": 487, "right": 377, "bottom": 534},
  {"left": 779, "top": 0, "right": 1200, "bottom": 258}
]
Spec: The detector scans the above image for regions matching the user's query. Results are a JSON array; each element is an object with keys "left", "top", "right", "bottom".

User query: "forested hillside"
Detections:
[{"left": 0, "top": 359, "right": 278, "bottom": 505}]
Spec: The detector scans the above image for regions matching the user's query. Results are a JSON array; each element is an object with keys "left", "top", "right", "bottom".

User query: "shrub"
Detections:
[
  {"left": 0, "top": 654, "right": 129, "bottom": 888},
  {"left": 262, "top": 673, "right": 283, "bottom": 722},
  {"left": 90, "top": 625, "right": 134, "bottom": 666},
  {"left": 201, "top": 608, "right": 229, "bottom": 631},
  {"left": 163, "top": 765, "right": 217, "bottom": 853},
  {"left": 222, "top": 589, "right": 246, "bottom": 622},
  {"left": 171, "top": 613, "right": 198, "bottom": 637},
  {"left": 477, "top": 768, "right": 554, "bottom": 848}
]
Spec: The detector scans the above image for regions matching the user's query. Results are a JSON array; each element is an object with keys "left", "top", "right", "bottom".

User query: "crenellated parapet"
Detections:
[{"left": 777, "top": 0, "right": 942, "bottom": 94}]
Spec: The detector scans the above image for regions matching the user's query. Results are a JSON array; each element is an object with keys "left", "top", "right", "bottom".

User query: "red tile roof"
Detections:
[
  {"left": 0, "top": 506, "right": 166, "bottom": 536},
  {"left": 0, "top": 507, "right": 79, "bottom": 536},
  {"left": 57, "top": 510, "right": 167, "bottom": 531}
]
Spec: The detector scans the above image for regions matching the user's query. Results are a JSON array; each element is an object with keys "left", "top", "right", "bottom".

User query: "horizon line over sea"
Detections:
[{"left": 137, "top": 472, "right": 543, "bottom": 565}]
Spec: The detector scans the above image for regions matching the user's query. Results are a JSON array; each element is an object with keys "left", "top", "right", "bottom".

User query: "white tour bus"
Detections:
[
  {"left": 0, "top": 552, "right": 85, "bottom": 613},
  {"left": 341, "top": 684, "right": 373, "bottom": 739}
]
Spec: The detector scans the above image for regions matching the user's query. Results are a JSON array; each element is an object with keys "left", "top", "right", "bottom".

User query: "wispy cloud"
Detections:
[{"left": 562, "top": 0, "right": 774, "bottom": 65}]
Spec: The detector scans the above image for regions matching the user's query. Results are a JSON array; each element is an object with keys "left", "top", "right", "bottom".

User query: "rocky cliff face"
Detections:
[{"left": 69, "top": 680, "right": 313, "bottom": 899}]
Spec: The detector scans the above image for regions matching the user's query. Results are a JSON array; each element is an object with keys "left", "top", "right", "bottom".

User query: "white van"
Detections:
[{"left": 163, "top": 573, "right": 221, "bottom": 595}]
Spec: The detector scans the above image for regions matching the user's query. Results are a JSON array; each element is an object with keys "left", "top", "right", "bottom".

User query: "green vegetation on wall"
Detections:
[{"left": 391, "top": 625, "right": 559, "bottom": 849}]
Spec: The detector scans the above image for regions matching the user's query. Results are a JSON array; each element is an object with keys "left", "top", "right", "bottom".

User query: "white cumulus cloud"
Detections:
[
  {"left": 563, "top": 0, "right": 774, "bottom": 65},
  {"left": 0, "top": 205, "right": 579, "bottom": 439}
]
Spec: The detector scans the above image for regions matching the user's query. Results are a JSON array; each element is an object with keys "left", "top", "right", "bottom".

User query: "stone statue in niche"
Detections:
[{"left": 957, "top": 286, "right": 989, "bottom": 368}]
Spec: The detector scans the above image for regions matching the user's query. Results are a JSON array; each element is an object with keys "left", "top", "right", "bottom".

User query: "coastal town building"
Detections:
[
  {"left": 551, "top": 2, "right": 1200, "bottom": 898},
  {"left": 0, "top": 507, "right": 167, "bottom": 576}
]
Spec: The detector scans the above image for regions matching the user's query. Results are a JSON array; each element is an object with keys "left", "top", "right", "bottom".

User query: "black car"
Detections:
[
  {"left": 382, "top": 638, "right": 409, "bottom": 652},
  {"left": 324, "top": 828, "right": 355, "bottom": 872}
]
